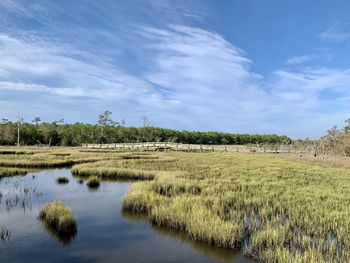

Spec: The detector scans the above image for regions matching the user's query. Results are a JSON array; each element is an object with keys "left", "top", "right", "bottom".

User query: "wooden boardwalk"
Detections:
[{"left": 81, "top": 142, "right": 314, "bottom": 154}]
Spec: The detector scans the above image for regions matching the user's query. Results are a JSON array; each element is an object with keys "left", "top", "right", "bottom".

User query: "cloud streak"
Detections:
[
  {"left": 135, "top": 24, "right": 270, "bottom": 129},
  {"left": 286, "top": 55, "right": 315, "bottom": 65}
]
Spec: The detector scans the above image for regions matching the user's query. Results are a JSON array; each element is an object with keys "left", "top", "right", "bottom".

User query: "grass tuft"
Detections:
[
  {"left": 39, "top": 201, "right": 77, "bottom": 234},
  {"left": 86, "top": 176, "right": 100, "bottom": 188},
  {"left": 56, "top": 176, "right": 69, "bottom": 184}
]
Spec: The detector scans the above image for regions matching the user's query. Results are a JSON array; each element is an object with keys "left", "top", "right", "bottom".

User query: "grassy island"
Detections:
[{"left": 39, "top": 201, "right": 77, "bottom": 234}]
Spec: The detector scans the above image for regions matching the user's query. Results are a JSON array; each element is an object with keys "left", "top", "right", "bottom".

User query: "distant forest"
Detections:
[{"left": 0, "top": 112, "right": 291, "bottom": 146}]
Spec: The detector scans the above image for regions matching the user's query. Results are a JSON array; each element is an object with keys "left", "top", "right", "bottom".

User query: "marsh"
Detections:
[{"left": 0, "top": 168, "right": 252, "bottom": 263}]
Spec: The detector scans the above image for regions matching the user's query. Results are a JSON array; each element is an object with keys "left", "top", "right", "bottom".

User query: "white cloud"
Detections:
[
  {"left": 135, "top": 24, "right": 269, "bottom": 129},
  {"left": 273, "top": 68, "right": 350, "bottom": 94},
  {"left": 320, "top": 22, "right": 350, "bottom": 43},
  {"left": 286, "top": 55, "right": 315, "bottom": 65},
  {"left": 269, "top": 67, "right": 350, "bottom": 124}
]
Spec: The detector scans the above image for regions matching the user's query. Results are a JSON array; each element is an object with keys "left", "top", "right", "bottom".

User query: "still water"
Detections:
[{"left": 0, "top": 169, "right": 254, "bottom": 263}]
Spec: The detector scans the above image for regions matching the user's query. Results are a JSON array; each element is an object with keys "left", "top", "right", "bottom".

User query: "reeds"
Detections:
[{"left": 0, "top": 227, "right": 11, "bottom": 242}]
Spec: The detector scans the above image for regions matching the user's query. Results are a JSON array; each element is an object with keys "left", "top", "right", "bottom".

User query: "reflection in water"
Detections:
[
  {"left": 121, "top": 209, "right": 149, "bottom": 223},
  {"left": 87, "top": 185, "right": 100, "bottom": 192},
  {"left": 40, "top": 222, "right": 77, "bottom": 246},
  {"left": 152, "top": 226, "right": 237, "bottom": 263},
  {"left": 73, "top": 174, "right": 133, "bottom": 184},
  {"left": 122, "top": 210, "right": 240, "bottom": 263}
]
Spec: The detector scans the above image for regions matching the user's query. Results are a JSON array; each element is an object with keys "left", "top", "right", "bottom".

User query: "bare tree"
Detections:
[
  {"left": 16, "top": 114, "right": 25, "bottom": 147},
  {"left": 98, "top": 111, "right": 117, "bottom": 126},
  {"left": 97, "top": 111, "right": 118, "bottom": 143},
  {"left": 141, "top": 116, "right": 151, "bottom": 142}
]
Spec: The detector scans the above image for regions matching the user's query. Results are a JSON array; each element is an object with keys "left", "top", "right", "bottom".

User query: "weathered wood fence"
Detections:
[{"left": 81, "top": 142, "right": 315, "bottom": 154}]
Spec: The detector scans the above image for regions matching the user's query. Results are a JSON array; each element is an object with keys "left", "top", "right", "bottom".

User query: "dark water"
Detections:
[{"left": 0, "top": 169, "right": 254, "bottom": 263}]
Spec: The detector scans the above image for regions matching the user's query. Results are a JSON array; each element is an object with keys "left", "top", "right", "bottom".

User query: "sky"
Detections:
[{"left": 1, "top": 0, "right": 350, "bottom": 139}]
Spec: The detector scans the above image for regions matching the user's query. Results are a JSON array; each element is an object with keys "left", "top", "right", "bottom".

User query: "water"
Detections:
[{"left": 0, "top": 169, "right": 254, "bottom": 263}]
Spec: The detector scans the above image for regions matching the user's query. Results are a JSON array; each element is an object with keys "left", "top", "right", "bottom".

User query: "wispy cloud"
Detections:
[
  {"left": 0, "top": 30, "right": 179, "bottom": 126},
  {"left": 1, "top": 0, "right": 350, "bottom": 138},
  {"left": 135, "top": 24, "right": 269, "bottom": 129},
  {"left": 319, "top": 22, "right": 350, "bottom": 43},
  {"left": 273, "top": 68, "right": 350, "bottom": 94},
  {"left": 0, "top": 32, "right": 159, "bottom": 100},
  {"left": 270, "top": 67, "right": 350, "bottom": 120},
  {"left": 286, "top": 55, "right": 315, "bottom": 65}
]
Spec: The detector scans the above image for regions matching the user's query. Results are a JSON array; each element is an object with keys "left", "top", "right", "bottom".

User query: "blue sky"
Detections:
[{"left": 1, "top": 0, "right": 350, "bottom": 139}]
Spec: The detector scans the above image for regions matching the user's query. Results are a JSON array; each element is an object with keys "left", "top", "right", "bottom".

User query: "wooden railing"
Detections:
[{"left": 81, "top": 142, "right": 315, "bottom": 154}]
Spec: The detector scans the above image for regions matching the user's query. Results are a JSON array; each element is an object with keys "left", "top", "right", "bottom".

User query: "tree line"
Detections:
[{"left": 0, "top": 112, "right": 291, "bottom": 146}]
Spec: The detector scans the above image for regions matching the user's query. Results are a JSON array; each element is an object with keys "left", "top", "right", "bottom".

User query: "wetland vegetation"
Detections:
[
  {"left": 86, "top": 176, "right": 101, "bottom": 188},
  {"left": 39, "top": 201, "right": 77, "bottom": 234},
  {"left": 0, "top": 167, "right": 27, "bottom": 178},
  {"left": 56, "top": 176, "right": 69, "bottom": 184},
  {"left": 0, "top": 146, "right": 350, "bottom": 262}
]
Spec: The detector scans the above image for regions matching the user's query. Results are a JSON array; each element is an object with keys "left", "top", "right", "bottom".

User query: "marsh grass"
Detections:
[
  {"left": 71, "top": 158, "right": 164, "bottom": 180},
  {"left": 39, "top": 201, "right": 77, "bottom": 235},
  {"left": 0, "top": 167, "right": 27, "bottom": 178},
  {"left": 119, "top": 152, "right": 350, "bottom": 263},
  {"left": 71, "top": 153, "right": 180, "bottom": 181},
  {"left": 86, "top": 176, "right": 100, "bottom": 188},
  {"left": 0, "top": 147, "right": 117, "bottom": 168},
  {"left": 0, "top": 150, "right": 28, "bottom": 155},
  {"left": 3, "top": 146, "right": 350, "bottom": 262},
  {"left": 56, "top": 176, "right": 69, "bottom": 184}
]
